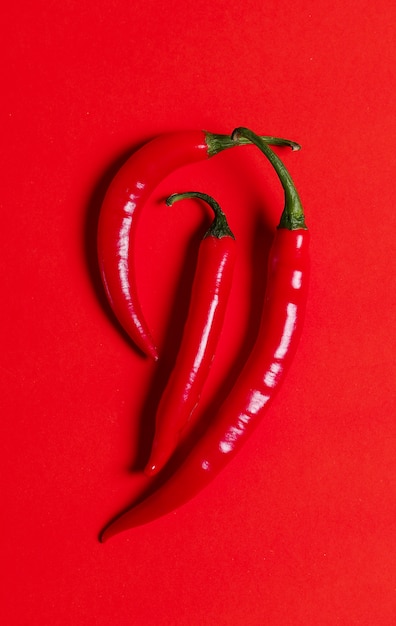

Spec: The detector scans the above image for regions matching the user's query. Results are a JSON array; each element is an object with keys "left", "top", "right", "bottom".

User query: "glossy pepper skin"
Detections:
[
  {"left": 145, "top": 192, "right": 236, "bottom": 476},
  {"left": 99, "top": 128, "right": 309, "bottom": 542},
  {"left": 97, "top": 130, "right": 300, "bottom": 359}
]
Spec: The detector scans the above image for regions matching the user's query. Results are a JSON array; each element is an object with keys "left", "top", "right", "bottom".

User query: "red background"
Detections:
[{"left": 1, "top": 1, "right": 396, "bottom": 624}]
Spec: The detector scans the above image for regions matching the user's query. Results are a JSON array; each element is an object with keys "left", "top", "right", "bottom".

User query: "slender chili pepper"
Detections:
[
  {"left": 99, "top": 127, "right": 309, "bottom": 541},
  {"left": 145, "top": 191, "right": 236, "bottom": 476},
  {"left": 97, "top": 130, "right": 300, "bottom": 359}
]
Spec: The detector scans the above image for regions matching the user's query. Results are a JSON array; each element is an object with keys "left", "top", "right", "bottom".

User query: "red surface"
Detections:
[{"left": 1, "top": 2, "right": 395, "bottom": 624}]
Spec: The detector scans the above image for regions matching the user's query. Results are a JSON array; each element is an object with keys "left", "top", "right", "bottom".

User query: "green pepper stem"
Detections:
[
  {"left": 231, "top": 127, "right": 307, "bottom": 230},
  {"left": 166, "top": 191, "right": 235, "bottom": 239},
  {"left": 205, "top": 131, "right": 301, "bottom": 158}
]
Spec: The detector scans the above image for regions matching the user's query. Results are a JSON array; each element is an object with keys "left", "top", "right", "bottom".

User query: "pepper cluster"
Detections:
[{"left": 97, "top": 127, "right": 309, "bottom": 541}]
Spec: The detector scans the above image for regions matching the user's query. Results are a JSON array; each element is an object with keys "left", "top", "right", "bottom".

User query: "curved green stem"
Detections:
[
  {"left": 206, "top": 131, "right": 301, "bottom": 158},
  {"left": 166, "top": 191, "right": 235, "bottom": 239},
  {"left": 231, "top": 127, "right": 307, "bottom": 230}
]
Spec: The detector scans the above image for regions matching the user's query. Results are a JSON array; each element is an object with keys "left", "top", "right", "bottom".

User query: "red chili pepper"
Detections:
[
  {"left": 99, "top": 127, "right": 309, "bottom": 542},
  {"left": 145, "top": 191, "right": 236, "bottom": 476},
  {"left": 97, "top": 130, "right": 300, "bottom": 360}
]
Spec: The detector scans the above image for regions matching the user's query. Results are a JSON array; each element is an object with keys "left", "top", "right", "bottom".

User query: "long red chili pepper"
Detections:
[
  {"left": 100, "top": 127, "right": 309, "bottom": 541},
  {"left": 97, "top": 130, "right": 300, "bottom": 360},
  {"left": 145, "top": 191, "right": 236, "bottom": 476}
]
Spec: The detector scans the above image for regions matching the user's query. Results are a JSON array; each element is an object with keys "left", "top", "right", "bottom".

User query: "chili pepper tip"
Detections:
[{"left": 98, "top": 527, "right": 108, "bottom": 543}]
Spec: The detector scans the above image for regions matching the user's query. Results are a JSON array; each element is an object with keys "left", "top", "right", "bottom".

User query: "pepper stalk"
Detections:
[
  {"left": 166, "top": 191, "right": 235, "bottom": 239},
  {"left": 206, "top": 132, "right": 301, "bottom": 157},
  {"left": 231, "top": 127, "right": 307, "bottom": 231}
]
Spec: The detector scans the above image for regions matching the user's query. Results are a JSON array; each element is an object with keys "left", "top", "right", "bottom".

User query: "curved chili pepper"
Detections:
[
  {"left": 145, "top": 191, "right": 236, "bottom": 476},
  {"left": 97, "top": 130, "right": 300, "bottom": 360},
  {"left": 99, "top": 128, "right": 309, "bottom": 541}
]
